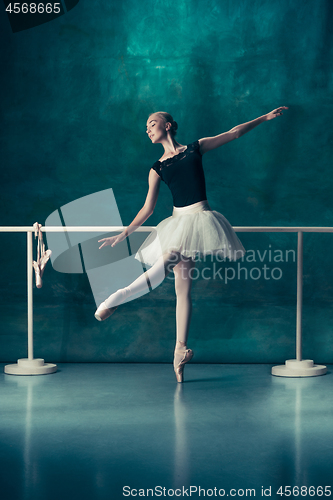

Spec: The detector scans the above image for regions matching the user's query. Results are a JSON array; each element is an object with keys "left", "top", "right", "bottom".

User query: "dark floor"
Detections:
[{"left": 1, "top": 363, "right": 332, "bottom": 500}]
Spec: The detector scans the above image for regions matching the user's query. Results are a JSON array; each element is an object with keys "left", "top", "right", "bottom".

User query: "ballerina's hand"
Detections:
[
  {"left": 98, "top": 234, "right": 124, "bottom": 249},
  {"left": 266, "top": 106, "right": 289, "bottom": 120}
]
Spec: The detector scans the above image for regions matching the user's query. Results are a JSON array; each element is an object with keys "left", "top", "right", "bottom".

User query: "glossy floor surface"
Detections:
[{"left": 1, "top": 364, "right": 333, "bottom": 500}]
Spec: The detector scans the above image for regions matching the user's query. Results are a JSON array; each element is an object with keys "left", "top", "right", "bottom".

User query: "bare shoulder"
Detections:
[
  {"left": 149, "top": 167, "right": 161, "bottom": 181},
  {"left": 197, "top": 138, "right": 208, "bottom": 155}
]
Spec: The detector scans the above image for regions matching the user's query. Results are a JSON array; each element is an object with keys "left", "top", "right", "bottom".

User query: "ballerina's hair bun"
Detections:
[
  {"left": 152, "top": 111, "right": 178, "bottom": 137},
  {"left": 171, "top": 121, "right": 178, "bottom": 136}
]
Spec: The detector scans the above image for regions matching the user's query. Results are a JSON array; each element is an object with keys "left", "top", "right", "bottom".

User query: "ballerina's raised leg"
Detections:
[
  {"left": 94, "top": 250, "right": 183, "bottom": 321},
  {"left": 173, "top": 257, "right": 195, "bottom": 382}
]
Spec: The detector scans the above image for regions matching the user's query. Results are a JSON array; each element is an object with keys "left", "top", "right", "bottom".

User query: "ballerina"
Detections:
[{"left": 95, "top": 107, "right": 288, "bottom": 382}]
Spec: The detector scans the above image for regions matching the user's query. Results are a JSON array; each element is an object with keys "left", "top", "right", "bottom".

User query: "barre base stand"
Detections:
[
  {"left": 272, "top": 359, "right": 327, "bottom": 377},
  {"left": 5, "top": 358, "right": 57, "bottom": 375}
]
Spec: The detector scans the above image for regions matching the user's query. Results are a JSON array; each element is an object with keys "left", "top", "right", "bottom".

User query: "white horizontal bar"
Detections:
[
  {"left": 0, "top": 226, "right": 155, "bottom": 232},
  {"left": 233, "top": 227, "right": 333, "bottom": 233},
  {"left": 35, "top": 226, "right": 155, "bottom": 232},
  {"left": 0, "top": 227, "right": 38, "bottom": 232},
  {"left": 1, "top": 226, "right": 333, "bottom": 233}
]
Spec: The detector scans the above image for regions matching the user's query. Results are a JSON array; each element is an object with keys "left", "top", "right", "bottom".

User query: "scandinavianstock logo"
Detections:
[{"left": 165, "top": 246, "right": 295, "bottom": 284}]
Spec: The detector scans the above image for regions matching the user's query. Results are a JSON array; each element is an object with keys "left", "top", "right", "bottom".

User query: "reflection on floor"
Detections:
[{"left": 1, "top": 364, "right": 332, "bottom": 500}]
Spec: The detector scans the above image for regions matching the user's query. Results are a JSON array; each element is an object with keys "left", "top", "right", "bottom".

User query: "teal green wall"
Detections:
[{"left": 1, "top": 0, "right": 333, "bottom": 363}]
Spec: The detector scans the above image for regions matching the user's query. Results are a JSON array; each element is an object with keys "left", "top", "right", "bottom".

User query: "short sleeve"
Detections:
[
  {"left": 191, "top": 140, "right": 202, "bottom": 155},
  {"left": 151, "top": 161, "right": 162, "bottom": 178}
]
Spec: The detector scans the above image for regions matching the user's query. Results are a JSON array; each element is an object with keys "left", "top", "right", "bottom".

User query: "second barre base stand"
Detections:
[{"left": 272, "top": 359, "right": 326, "bottom": 377}]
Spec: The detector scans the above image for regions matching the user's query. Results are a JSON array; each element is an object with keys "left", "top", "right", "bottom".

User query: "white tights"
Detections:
[
  {"left": 103, "top": 252, "right": 195, "bottom": 360},
  {"left": 173, "top": 257, "right": 195, "bottom": 368}
]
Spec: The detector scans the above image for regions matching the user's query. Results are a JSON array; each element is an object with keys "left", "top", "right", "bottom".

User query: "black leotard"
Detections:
[{"left": 151, "top": 140, "right": 207, "bottom": 208}]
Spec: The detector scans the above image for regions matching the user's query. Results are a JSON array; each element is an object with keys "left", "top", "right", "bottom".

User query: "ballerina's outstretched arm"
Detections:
[
  {"left": 199, "top": 106, "right": 289, "bottom": 154},
  {"left": 98, "top": 168, "right": 161, "bottom": 249}
]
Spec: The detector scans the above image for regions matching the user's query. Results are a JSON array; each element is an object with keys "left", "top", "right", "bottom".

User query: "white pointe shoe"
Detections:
[
  {"left": 174, "top": 348, "right": 194, "bottom": 383},
  {"left": 32, "top": 249, "right": 52, "bottom": 289},
  {"left": 32, "top": 260, "right": 43, "bottom": 288},
  {"left": 94, "top": 301, "right": 118, "bottom": 321},
  {"left": 40, "top": 249, "right": 52, "bottom": 272}
]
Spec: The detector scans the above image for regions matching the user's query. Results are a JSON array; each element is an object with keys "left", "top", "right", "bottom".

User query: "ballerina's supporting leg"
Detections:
[
  {"left": 173, "top": 258, "right": 196, "bottom": 382},
  {"left": 95, "top": 251, "right": 183, "bottom": 320}
]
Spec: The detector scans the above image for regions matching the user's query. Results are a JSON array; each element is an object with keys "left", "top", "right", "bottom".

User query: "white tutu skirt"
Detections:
[{"left": 134, "top": 200, "right": 245, "bottom": 267}]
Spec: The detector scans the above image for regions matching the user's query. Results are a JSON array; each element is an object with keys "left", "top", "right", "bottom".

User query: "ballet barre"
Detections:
[
  {"left": 0, "top": 225, "right": 155, "bottom": 375},
  {"left": 0, "top": 224, "right": 331, "bottom": 377}
]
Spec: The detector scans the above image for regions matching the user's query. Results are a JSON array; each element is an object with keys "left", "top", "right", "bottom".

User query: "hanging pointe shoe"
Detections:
[
  {"left": 174, "top": 348, "right": 194, "bottom": 383},
  {"left": 40, "top": 249, "right": 52, "bottom": 274},
  {"left": 94, "top": 301, "right": 118, "bottom": 321},
  {"left": 32, "top": 222, "right": 52, "bottom": 289},
  {"left": 32, "top": 260, "right": 43, "bottom": 288}
]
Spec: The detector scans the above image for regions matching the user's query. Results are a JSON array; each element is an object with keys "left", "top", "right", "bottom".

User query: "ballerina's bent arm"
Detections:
[
  {"left": 198, "top": 106, "right": 288, "bottom": 155},
  {"left": 99, "top": 168, "right": 161, "bottom": 249}
]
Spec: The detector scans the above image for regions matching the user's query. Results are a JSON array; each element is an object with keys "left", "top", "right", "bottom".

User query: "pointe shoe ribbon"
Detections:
[
  {"left": 32, "top": 222, "right": 52, "bottom": 288},
  {"left": 174, "top": 348, "right": 194, "bottom": 383},
  {"left": 94, "top": 301, "right": 118, "bottom": 321}
]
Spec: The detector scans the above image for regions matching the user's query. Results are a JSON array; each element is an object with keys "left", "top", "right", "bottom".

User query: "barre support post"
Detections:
[
  {"left": 4, "top": 229, "right": 57, "bottom": 375},
  {"left": 272, "top": 231, "right": 326, "bottom": 377},
  {"left": 28, "top": 230, "right": 33, "bottom": 361}
]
